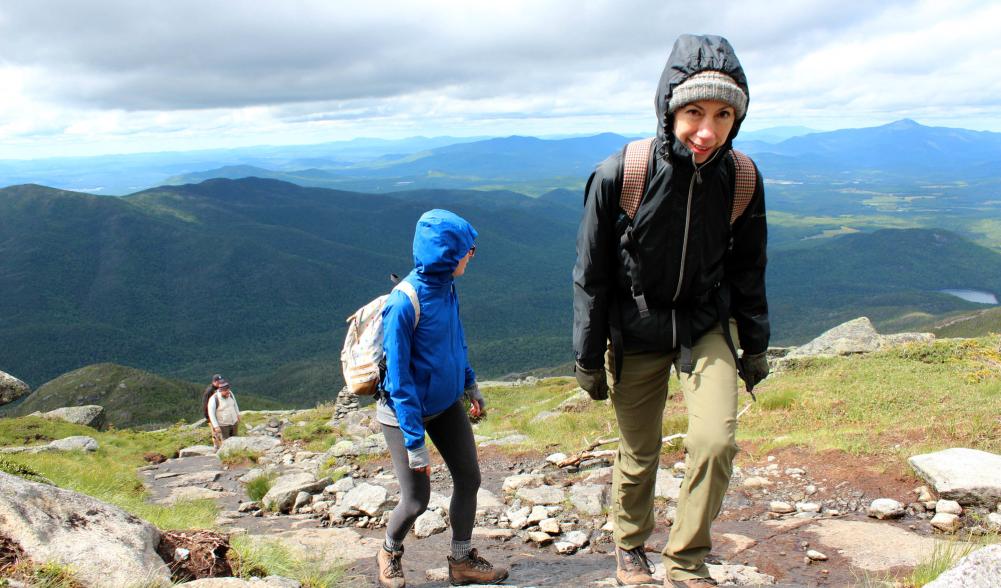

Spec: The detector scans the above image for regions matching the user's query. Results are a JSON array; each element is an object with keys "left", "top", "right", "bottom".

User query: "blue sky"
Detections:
[{"left": 1, "top": 0, "right": 999, "bottom": 158}]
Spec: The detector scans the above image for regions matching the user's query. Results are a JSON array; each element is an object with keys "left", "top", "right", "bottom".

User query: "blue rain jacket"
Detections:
[{"left": 382, "top": 209, "right": 477, "bottom": 451}]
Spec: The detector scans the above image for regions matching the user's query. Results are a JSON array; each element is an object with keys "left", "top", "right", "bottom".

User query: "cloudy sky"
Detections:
[{"left": 1, "top": 0, "right": 998, "bottom": 158}]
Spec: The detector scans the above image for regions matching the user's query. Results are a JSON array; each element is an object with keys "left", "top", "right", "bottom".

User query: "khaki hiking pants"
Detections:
[{"left": 607, "top": 322, "right": 740, "bottom": 582}]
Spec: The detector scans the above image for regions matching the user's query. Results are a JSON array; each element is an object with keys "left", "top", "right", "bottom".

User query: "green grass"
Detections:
[
  {"left": 229, "top": 535, "right": 345, "bottom": 588},
  {"left": 246, "top": 472, "right": 276, "bottom": 502},
  {"left": 0, "top": 417, "right": 219, "bottom": 529},
  {"left": 280, "top": 404, "right": 342, "bottom": 451},
  {"left": 218, "top": 448, "right": 264, "bottom": 467},
  {"left": 4, "top": 561, "right": 82, "bottom": 588},
  {"left": 908, "top": 534, "right": 1000, "bottom": 587}
]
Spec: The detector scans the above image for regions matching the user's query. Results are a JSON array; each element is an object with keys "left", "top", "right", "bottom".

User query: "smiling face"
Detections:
[{"left": 672, "top": 99, "right": 736, "bottom": 164}]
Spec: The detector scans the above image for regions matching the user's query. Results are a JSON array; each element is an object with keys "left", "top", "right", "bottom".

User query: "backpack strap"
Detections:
[
  {"left": 729, "top": 149, "right": 757, "bottom": 224},
  {"left": 393, "top": 281, "right": 421, "bottom": 327},
  {"left": 620, "top": 137, "right": 655, "bottom": 220}
]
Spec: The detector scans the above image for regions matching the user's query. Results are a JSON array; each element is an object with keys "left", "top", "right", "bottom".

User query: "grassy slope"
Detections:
[{"left": 8, "top": 363, "right": 284, "bottom": 429}]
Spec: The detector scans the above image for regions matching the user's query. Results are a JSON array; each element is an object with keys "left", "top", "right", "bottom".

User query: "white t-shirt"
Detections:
[{"left": 208, "top": 391, "right": 240, "bottom": 427}]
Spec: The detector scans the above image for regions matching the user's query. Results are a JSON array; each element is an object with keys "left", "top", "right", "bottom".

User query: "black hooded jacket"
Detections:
[{"left": 572, "top": 35, "right": 769, "bottom": 370}]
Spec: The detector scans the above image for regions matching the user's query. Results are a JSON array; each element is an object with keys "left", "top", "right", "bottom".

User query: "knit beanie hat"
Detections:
[{"left": 668, "top": 71, "right": 747, "bottom": 120}]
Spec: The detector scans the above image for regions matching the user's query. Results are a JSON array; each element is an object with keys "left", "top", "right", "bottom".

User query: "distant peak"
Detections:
[{"left": 885, "top": 118, "right": 922, "bottom": 129}]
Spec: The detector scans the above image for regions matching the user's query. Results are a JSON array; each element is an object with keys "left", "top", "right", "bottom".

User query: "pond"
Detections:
[{"left": 939, "top": 289, "right": 998, "bottom": 304}]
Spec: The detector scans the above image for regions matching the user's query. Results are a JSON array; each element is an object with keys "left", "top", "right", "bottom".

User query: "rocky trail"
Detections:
[{"left": 139, "top": 403, "right": 1001, "bottom": 587}]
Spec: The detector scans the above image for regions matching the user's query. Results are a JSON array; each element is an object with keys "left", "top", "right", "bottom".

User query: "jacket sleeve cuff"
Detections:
[{"left": 407, "top": 445, "right": 430, "bottom": 469}]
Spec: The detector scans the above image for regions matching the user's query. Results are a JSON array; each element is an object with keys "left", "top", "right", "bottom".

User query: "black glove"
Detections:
[
  {"left": 741, "top": 351, "right": 770, "bottom": 392},
  {"left": 575, "top": 362, "right": 608, "bottom": 401}
]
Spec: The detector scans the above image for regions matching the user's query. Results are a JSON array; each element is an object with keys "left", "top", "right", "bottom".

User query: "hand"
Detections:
[
  {"left": 212, "top": 427, "right": 220, "bottom": 433},
  {"left": 741, "top": 351, "right": 770, "bottom": 392},
  {"left": 575, "top": 362, "right": 608, "bottom": 401},
  {"left": 465, "top": 383, "right": 486, "bottom": 420}
]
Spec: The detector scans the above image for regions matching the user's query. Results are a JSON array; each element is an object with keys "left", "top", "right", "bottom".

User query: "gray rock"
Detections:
[
  {"left": 516, "top": 485, "right": 565, "bottom": 505},
  {"left": 563, "top": 530, "right": 590, "bottom": 548},
  {"left": 327, "top": 440, "right": 356, "bottom": 457},
  {"left": 868, "top": 498, "right": 905, "bottom": 519},
  {"left": 479, "top": 433, "right": 530, "bottom": 447},
  {"left": 472, "top": 527, "right": 516, "bottom": 540},
  {"left": 531, "top": 411, "right": 559, "bottom": 423},
  {"left": 987, "top": 512, "right": 1001, "bottom": 530},
  {"left": 655, "top": 469, "right": 682, "bottom": 501},
  {"left": 909, "top": 448, "right": 1001, "bottom": 507},
  {"left": 742, "top": 476, "right": 772, "bottom": 488},
  {"left": 166, "top": 471, "right": 222, "bottom": 487},
  {"left": 806, "top": 549, "right": 828, "bottom": 561},
  {"left": 506, "top": 506, "right": 530, "bottom": 529},
  {"left": 0, "top": 370, "right": 30, "bottom": 406},
  {"left": 707, "top": 564, "right": 775, "bottom": 586},
  {"left": 557, "top": 389, "right": 592, "bottom": 413},
  {"left": 413, "top": 510, "right": 448, "bottom": 538},
  {"left": 159, "top": 486, "right": 232, "bottom": 505},
  {"left": 554, "top": 540, "right": 578, "bottom": 554},
  {"left": 528, "top": 531, "right": 553, "bottom": 545},
  {"left": 527, "top": 505, "right": 551, "bottom": 525},
  {"left": 925, "top": 544, "right": 1001, "bottom": 588},
  {"left": 545, "top": 452, "right": 568, "bottom": 465},
  {"left": 49, "top": 435, "right": 100, "bottom": 452},
  {"left": 293, "top": 491, "right": 313, "bottom": 512},
  {"left": 179, "top": 445, "right": 218, "bottom": 457},
  {"left": 219, "top": 435, "right": 282, "bottom": 457},
  {"left": 40, "top": 405, "right": 106, "bottom": 429},
  {"left": 807, "top": 519, "right": 938, "bottom": 571},
  {"left": 0, "top": 471, "right": 170, "bottom": 587},
  {"left": 769, "top": 501, "right": 795, "bottom": 514},
  {"left": 539, "top": 518, "right": 561, "bottom": 534},
  {"left": 330, "top": 476, "right": 356, "bottom": 493},
  {"left": 263, "top": 473, "right": 331, "bottom": 513},
  {"left": 570, "top": 484, "right": 607, "bottom": 516},
  {"left": 476, "top": 488, "right": 504, "bottom": 510},
  {"left": 341, "top": 482, "right": 396, "bottom": 517}
]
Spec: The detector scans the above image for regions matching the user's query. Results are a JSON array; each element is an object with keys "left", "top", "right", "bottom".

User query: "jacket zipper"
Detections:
[{"left": 672, "top": 150, "right": 721, "bottom": 302}]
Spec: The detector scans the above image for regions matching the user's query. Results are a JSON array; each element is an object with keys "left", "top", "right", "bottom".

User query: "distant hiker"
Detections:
[
  {"left": 207, "top": 380, "right": 241, "bottom": 444},
  {"left": 203, "top": 374, "right": 224, "bottom": 448},
  {"left": 375, "top": 209, "right": 507, "bottom": 588},
  {"left": 573, "top": 35, "right": 770, "bottom": 587}
]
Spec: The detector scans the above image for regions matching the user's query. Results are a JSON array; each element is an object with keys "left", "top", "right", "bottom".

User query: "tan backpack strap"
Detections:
[
  {"left": 620, "top": 137, "right": 655, "bottom": 220},
  {"left": 729, "top": 149, "right": 757, "bottom": 224}
]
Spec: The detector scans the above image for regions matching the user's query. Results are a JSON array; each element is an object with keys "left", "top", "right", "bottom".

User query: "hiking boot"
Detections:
[
  {"left": 377, "top": 545, "right": 406, "bottom": 588},
  {"left": 447, "top": 548, "right": 509, "bottom": 585},
  {"left": 615, "top": 546, "right": 655, "bottom": 585},
  {"left": 667, "top": 578, "right": 718, "bottom": 587}
]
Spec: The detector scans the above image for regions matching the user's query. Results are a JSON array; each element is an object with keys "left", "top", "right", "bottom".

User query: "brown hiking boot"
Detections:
[
  {"left": 377, "top": 545, "right": 406, "bottom": 588},
  {"left": 616, "top": 546, "right": 655, "bottom": 585},
  {"left": 447, "top": 548, "right": 509, "bottom": 585},
  {"left": 667, "top": 578, "right": 718, "bottom": 587}
]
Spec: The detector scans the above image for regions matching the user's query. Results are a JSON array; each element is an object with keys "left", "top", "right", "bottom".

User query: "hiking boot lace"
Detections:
[
  {"left": 385, "top": 551, "right": 404, "bottom": 578},
  {"left": 622, "top": 546, "right": 651, "bottom": 572},
  {"left": 466, "top": 549, "right": 493, "bottom": 571}
]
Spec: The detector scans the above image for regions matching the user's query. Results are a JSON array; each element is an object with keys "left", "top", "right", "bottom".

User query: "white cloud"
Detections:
[{"left": 0, "top": 0, "right": 998, "bottom": 157}]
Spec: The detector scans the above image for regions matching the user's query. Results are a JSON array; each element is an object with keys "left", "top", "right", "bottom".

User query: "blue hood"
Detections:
[{"left": 412, "top": 209, "right": 477, "bottom": 275}]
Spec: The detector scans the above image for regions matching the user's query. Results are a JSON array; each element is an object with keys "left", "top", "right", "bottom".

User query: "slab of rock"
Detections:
[
  {"left": 557, "top": 389, "right": 592, "bottom": 413},
  {"left": 707, "top": 564, "right": 775, "bottom": 586},
  {"left": 47, "top": 436, "right": 100, "bottom": 452},
  {"left": 219, "top": 435, "right": 282, "bottom": 457},
  {"left": 570, "top": 484, "right": 607, "bottom": 516},
  {"left": 476, "top": 488, "right": 504, "bottom": 510},
  {"left": 516, "top": 485, "right": 565, "bottom": 505},
  {"left": 925, "top": 544, "right": 1001, "bottom": 588},
  {"left": 160, "top": 486, "right": 231, "bottom": 505},
  {"left": 0, "top": 471, "right": 170, "bottom": 587},
  {"left": 786, "top": 317, "right": 881, "bottom": 358},
  {"left": 40, "top": 405, "right": 105, "bottom": 429},
  {"left": 479, "top": 433, "right": 530, "bottom": 447},
  {"left": 909, "top": 448, "right": 1001, "bottom": 507},
  {"left": 341, "top": 482, "right": 395, "bottom": 517},
  {"left": 867, "top": 498, "right": 905, "bottom": 519},
  {"left": 806, "top": 519, "right": 939, "bottom": 571},
  {"left": 179, "top": 445, "right": 218, "bottom": 457},
  {"left": 166, "top": 470, "right": 223, "bottom": 487},
  {"left": 263, "top": 473, "right": 331, "bottom": 513},
  {"left": 502, "top": 473, "right": 544, "bottom": 492},
  {"left": 414, "top": 510, "right": 448, "bottom": 538},
  {"left": 472, "top": 527, "right": 516, "bottom": 540},
  {"left": 0, "top": 370, "right": 30, "bottom": 405},
  {"left": 655, "top": 470, "right": 682, "bottom": 501},
  {"left": 268, "top": 527, "right": 382, "bottom": 565}
]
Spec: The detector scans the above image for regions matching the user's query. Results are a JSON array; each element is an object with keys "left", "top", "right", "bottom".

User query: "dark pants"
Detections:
[
  {"left": 382, "top": 400, "right": 481, "bottom": 544},
  {"left": 218, "top": 424, "right": 237, "bottom": 440}
]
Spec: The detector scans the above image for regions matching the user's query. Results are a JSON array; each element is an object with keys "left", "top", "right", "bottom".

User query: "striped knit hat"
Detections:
[{"left": 668, "top": 71, "right": 747, "bottom": 120}]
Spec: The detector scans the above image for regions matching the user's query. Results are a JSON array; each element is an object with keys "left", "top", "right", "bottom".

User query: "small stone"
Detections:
[
  {"left": 935, "top": 499, "right": 962, "bottom": 515},
  {"left": 805, "top": 485, "right": 817, "bottom": 496},
  {"left": 425, "top": 567, "right": 449, "bottom": 582},
  {"left": 528, "top": 531, "right": 553, "bottom": 545},
  {"left": 555, "top": 541, "right": 578, "bottom": 554},
  {"left": 506, "top": 506, "right": 530, "bottom": 529},
  {"left": 174, "top": 547, "right": 190, "bottom": 561},
  {"left": 916, "top": 486, "right": 934, "bottom": 502},
  {"left": 546, "top": 452, "right": 568, "bottom": 465},
  {"left": 743, "top": 476, "right": 772, "bottom": 488},
  {"left": 930, "top": 512, "right": 962, "bottom": 533},
  {"left": 785, "top": 468, "right": 806, "bottom": 476},
  {"left": 769, "top": 501, "right": 795, "bottom": 514},
  {"left": 238, "top": 501, "right": 260, "bottom": 512},
  {"left": 414, "top": 510, "right": 448, "bottom": 538},
  {"left": 539, "top": 518, "right": 561, "bottom": 534},
  {"left": 528, "top": 505, "right": 550, "bottom": 525},
  {"left": 987, "top": 512, "right": 1001, "bottom": 530},
  {"left": 796, "top": 502, "right": 821, "bottom": 513},
  {"left": 806, "top": 549, "right": 828, "bottom": 561},
  {"left": 868, "top": 498, "right": 905, "bottom": 519}
]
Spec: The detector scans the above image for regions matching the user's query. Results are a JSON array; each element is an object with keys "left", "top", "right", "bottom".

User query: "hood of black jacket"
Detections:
[{"left": 655, "top": 34, "right": 749, "bottom": 162}]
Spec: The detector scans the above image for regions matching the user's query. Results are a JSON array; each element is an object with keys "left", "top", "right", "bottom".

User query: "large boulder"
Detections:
[
  {"left": 0, "top": 370, "right": 30, "bottom": 406},
  {"left": 0, "top": 436, "right": 99, "bottom": 454},
  {"left": 39, "top": 405, "right": 106, "bottom": 429},
  {"left": 262, "top": 473, "right": 331, "bottom": 513},
  {"left": 925, "top": 544, "right": 1001, "bottom": 588},
  {"left": 0, "top": 471, "right": 170, "bottom": 587},
  {"left": 786, "top": 317, "right": 882, "bottom": 358},
  {"left": 341, "top": 482, "right": 396, "bottom": 517},
  {"left": 218, "top": 435, "right": 282, "bottom": 457},
  {"left": 908, "top": 448, "right": 1001, "bottom": 508}
]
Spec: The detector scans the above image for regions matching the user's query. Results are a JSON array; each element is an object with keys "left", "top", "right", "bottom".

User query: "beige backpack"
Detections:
[{"left": 340, "top": 281, "right": 419, "bottom": 396}]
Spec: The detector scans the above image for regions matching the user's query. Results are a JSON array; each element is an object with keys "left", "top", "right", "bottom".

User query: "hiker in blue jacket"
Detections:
[{"left": 375, "top": 209, "right": 509, "bottom": 588}]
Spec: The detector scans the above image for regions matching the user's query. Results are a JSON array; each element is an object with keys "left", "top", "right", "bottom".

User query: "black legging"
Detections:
[{"left": 382, "top": 400, "right": 481, "bottom": 543}]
